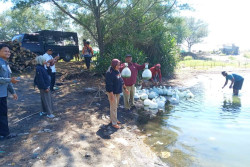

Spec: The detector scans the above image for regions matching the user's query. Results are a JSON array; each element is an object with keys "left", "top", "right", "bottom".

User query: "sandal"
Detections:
[{"left": 112, "top": 124, "right": 120, "bottom": 129}]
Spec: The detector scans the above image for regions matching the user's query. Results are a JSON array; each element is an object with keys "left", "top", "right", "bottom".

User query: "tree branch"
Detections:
[
  {"left": 140, "top": 0, "right": 177, "bottom": 27},
  {"left": 51, "top": 0, "right": 97, "bottom": 41},
  {"left": 100, "top": 0, "right": 121, "bottom": 15},
  {"left": 104, "top": 0, "right": 141, "bottom": 34}
]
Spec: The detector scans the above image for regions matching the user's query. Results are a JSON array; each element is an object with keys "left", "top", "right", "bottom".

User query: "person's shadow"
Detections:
[{"left": 96, "top": 123, "right": 119, "bottom": 139}]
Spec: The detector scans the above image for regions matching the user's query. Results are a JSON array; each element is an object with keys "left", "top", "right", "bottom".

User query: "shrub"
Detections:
[
  {"left": 94, "top": 41, "right": 147, "bottom": 74},
  {"left": 184, "top": 56, "right": 193, "bottom": 61}
]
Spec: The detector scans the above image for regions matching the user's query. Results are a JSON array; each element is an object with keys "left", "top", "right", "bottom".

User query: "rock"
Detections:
[
  {"left": 85, "top": 153, "right": 91, "bottom": 158},
  {"left": 32, "top": 153, "right": 39, "bottom": 159},
  {"left": 43, "top": 129, "right": 52, "bottom": 133},
  {"left": 147, "top": 134, "right": 152, "bottom": 137},
  {"left": 53, "top": 118, "right": 60, "bottom": 121},
  {"left": 155, "top": 141, "right": 164, "bottom": 145},
  {"left": 18, "top": 132, "right": 29, "bottom": 136},
  {"left": 161, "top": 151, "right": 171, "bottom": 158},
  {"left": 122, "top": 160, "right": 128, "bottom": 165}
]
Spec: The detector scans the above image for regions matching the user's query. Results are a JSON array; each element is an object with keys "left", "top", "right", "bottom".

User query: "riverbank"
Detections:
[{"left": 0, "top": 62, "right": 167, "bottom": 167}]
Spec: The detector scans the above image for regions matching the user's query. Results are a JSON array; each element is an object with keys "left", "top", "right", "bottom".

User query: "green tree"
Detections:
[
  {"left": 0, "top": 7, "right": 49, "bottom": 41},
  {"left": 7, "top": 0, "right": 180, "bottom": 57},
  {"left": 183, "top": 17, "right": 208, "bottom": 52}
]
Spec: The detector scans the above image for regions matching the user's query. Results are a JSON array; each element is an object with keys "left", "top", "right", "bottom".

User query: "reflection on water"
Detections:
[{"left": 138, "top": 73, "right": 250, "bottom": 167}]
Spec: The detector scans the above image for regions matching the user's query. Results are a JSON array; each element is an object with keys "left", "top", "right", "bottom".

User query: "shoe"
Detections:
[
  {"left": 47, "top": 114, "right": 55, "bottom": 118},
  {"left": 5, "top": 133, "right": 17, "bottom": 139},
  {"left": 112, "top": 124, "right": 120, "bottom": 129},
  {"left": 40, "top": 112, "right": 46, "bottom": 116}
]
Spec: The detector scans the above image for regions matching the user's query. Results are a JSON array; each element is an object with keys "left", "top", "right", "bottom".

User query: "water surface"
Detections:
[{"left": 139, "top": 73, "right": 250, "bottom": 167}]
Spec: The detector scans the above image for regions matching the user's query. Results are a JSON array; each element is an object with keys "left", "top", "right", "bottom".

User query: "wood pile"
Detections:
[{"left": 1, "top": 40, "right": 37, "bottom": 72}]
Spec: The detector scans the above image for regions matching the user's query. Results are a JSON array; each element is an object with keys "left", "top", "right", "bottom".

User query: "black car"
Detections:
[{"left": 12, "top": 30, "right": 79, "bottom": 62}]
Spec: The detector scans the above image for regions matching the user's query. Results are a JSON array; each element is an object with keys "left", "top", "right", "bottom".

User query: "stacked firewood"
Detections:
[{"left": 1, "top": 40, "right": 37, "bottom": 72}]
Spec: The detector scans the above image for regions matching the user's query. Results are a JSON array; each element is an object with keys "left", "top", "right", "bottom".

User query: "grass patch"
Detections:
[{"left": 178, "top": 59, "right": 250, "bottom": 69}]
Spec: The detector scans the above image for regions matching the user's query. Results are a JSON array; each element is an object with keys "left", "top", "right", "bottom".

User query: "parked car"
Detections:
[{"left": 12, "top": 30, "right": 79, "bottom": 61}]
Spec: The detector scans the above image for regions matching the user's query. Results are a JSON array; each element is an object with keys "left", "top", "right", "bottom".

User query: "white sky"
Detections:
[
  {"left": 180, "top": 0, "right": 250, "bottom": 51},
  {"left": 1, "top": 1, "right": 250, "bottom": 51}
]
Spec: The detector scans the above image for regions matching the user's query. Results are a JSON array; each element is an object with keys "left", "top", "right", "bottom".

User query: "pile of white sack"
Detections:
[{"left": 122, "top": 86, "right": 194, "bottom": 110}]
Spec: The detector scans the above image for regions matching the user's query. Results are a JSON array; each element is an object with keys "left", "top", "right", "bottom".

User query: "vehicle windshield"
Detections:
[
  {"left": 23, "top": 34, "right": 39, "bottom": 43},
  {"left": 45, "top": 34, "right": 77, "bottom": 46}
]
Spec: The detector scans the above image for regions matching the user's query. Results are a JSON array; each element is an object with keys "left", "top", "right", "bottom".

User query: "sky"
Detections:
[
  {"left": 180, "top": 0, "right": 250, "bottom": 51},
  {"left": 1, "top": 0, "right": 250, "bottom": 51}
]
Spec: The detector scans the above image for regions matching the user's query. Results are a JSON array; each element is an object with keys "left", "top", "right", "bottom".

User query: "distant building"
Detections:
[{"left": 220, "top": 44, "right": 239, "bottom": 55}]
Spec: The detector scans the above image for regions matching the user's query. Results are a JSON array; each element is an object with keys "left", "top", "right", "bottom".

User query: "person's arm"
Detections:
[
  {"left": 222, "top": 79, "right": 228, "bottom": 89},
  {"left": 106, "top": 72, "right": 115, "bottom": 101},
  {"left": 134, "top": 63, "right": 146, "bottom": 71},
  {"left": 90, "top": 47, "right": 94, "bottom": 56},
  {"left": 229, "top": 77, "right": 235, "bottom": 88}
]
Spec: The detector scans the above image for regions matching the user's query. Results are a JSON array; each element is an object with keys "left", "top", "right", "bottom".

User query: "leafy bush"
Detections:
[
  {"left": 244, "top": 52, "right": 250, "bottom": 59},
  {"left": 94, "top": 41, "right": 147, "bottom": 74},
  {"left": 184, "top": 56, "right": 193, "bottom": 61}
]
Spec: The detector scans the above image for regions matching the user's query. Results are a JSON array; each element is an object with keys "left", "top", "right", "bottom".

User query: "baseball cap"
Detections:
[
  {"left": 126, "top": 54, "right": 132, "bottom": 57},
  {"left": 47, "top": 48, "right": 53, "bottom": 51}
]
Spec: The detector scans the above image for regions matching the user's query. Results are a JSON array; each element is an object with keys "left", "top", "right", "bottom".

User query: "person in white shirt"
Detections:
[{"left": 43, "top": 49, "right": 59, "bottom": 91}]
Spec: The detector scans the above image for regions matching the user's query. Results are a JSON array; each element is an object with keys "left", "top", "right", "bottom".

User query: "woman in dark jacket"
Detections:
[
  {"left": 34, "top": 56, "right": 55, "bottom": 118},
  {"left": 105, "top": 59, "right": 128, "bottom": 129}
]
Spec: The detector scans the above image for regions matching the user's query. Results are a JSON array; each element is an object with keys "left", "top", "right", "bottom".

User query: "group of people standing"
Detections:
[
  {"left": 0, "top": 41, "right": 245, "bottom": 138},
  {"left": 105, "top": 54, "right": 163, "bottom": 129},
  {"left": 0, "top": 44, "right": 59, "bottom": 140}
]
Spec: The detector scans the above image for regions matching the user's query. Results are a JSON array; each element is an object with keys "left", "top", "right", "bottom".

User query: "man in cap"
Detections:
[
  {"left": 150, "top": 64, "right": 162, "bottom": 86},
  {"left": 43, "top": 48, "right": 59, "bottom": 91},
  {"left": 120, "top": 54, "right": 147, "bottom": 112}
]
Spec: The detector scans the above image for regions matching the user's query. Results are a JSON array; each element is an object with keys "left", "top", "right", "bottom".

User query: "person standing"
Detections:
[
  {"left": 120, "top": 54, "right": 147, "bottom": 112},
  {"left": 222, "top": 71, "right": 244, "bottom": 96},
  {"left": 150, "top": 64, "right": 162, "bottom": 86},
  {"left": 82, "top": 39, "right": 93, "bottom": 70},
  {"left": 106, "top": 59, "right": 128, "bottom": 129},
  {"left": 0, "top": 44, "right": 19, "bottom": 139},
  {"left": 43, "top": 48, "right": 59, "bottom": 92},
  {"left": 34, "top": 56, "right": 55, "bottom": 118}
]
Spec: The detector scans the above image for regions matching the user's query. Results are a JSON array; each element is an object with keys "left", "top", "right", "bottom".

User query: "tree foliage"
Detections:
[{"left": 183, "top": 17, "right": 208, "bottom": 52}]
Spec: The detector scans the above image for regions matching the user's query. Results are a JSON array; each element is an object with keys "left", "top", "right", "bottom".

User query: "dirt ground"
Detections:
[
  {"left": 1, "top": 61, "right": 249, "bottom": 167},
  {"left": 0, "top": 62, "right": 166, "bottom": 167}
]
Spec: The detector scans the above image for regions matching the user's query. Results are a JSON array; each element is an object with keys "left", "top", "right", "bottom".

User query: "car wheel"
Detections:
[{"left": 63, "top": 54, "right": 72, "bottom": 62}]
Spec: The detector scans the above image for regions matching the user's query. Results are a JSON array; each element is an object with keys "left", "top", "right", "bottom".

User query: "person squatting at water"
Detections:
[
  {"left": 150, "top": 64, "right": 162, "bottom": 86},
  {"left": 222, "top": 71, "right": 244, "bottom": 96},
  {"left": 0, "top": 44, "right": 19, "bottom": 140},
  {"left": 105, "top": 59, "right": 129, "bottom": 129},
  {"left": 120, "top": 54, "right": 147, "bottom": 112},
  {"left": 34, "top": 56, "right": 55, "bottom": 118}
]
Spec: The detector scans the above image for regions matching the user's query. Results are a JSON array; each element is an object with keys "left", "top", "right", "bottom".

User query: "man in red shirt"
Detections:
[
  {"left": 150, "top": 64, "right": 162, "bottom": 86},
  {"left": 120, "top": 54, "right": 147, "bottom": 112}
]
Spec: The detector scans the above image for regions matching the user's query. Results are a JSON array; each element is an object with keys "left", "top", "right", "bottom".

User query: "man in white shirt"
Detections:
[{"left": 43, "top": 49, "right": 59, "bottom": 91}]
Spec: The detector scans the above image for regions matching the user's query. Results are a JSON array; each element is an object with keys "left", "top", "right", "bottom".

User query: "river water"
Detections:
[{"left": 138, "top": 73, "right": 250, "bottom": 167}]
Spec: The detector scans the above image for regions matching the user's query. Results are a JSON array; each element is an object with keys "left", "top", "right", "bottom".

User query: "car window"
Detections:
[
  {"left": 12, "top": 35, "right": 23, "bottom": 42},
  {"left": 24, "top": 34, "right": 39, "bottom": 43}
]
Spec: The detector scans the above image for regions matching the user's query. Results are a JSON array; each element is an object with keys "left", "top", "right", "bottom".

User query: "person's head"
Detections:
[
  {"left": 0, "top": 44, "right": 11, "bottom": 60},
  {"left": 111, "top": 59, "right": 120, "bottom": 70},
  {"left": 83, "top": 39, "right": 87, "bottom": 45},
  {"left": 36, "top": 55, "right": 47, "bottom": 65},
  {"left": 222, "top": 71, "right": 227, "bottom": 77},
  {"left": 155, "top": 64, "right": 161, "bottom": 70},
  {"left": 125, "top": 54, "right": 132, "bottom": 63},
  {"left": 47, "top": 48, "right": 53, "bottom": 55}
]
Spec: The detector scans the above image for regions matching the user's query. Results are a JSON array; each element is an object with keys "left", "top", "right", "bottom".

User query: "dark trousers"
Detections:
[
  {"left": 84, "top": 57, "right": 91, "bottom": 69},
  {"left": 50, "top": 72, "right": 56, "bottom": 91},
  {"left": 0, "top": 97, "right": 9, "bottom": 136}
]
